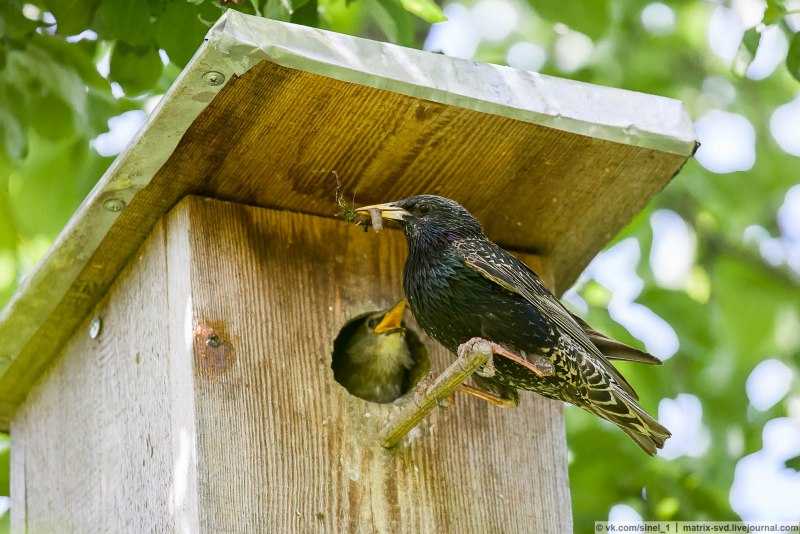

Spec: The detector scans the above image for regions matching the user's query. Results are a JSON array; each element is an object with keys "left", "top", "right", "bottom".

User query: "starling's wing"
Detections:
[
  {"left": 455, "top": 239, "right": 641, "bottom": 400},
  {"left": 569, "top": 312, "right": 662, "bottom": 365}
]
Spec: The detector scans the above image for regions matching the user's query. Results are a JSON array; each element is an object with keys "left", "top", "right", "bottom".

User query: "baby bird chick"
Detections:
[{"left": 336, "top": 300, "right": 414, "bottom": 403}]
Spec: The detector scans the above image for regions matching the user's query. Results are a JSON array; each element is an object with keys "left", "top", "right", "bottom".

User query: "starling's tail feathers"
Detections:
[
  {"left": 591, "top": 338, "right": 662, "bottom": 366},
  {"left": 569, "top": 312, "right": 662, "bottom": 365},
  {"left": 584, "top": 387, "right": 671, "bottom": 456}
]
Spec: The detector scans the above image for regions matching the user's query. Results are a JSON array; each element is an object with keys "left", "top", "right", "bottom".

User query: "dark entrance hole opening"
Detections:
[{"left": 332, "top": 306, "right": 429, "bottom": 403}]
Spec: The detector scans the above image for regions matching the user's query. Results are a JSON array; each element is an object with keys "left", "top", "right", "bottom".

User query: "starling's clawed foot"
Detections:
[
  {"left": 457, "top": 339, "right": 497, "bottom": 377},
  {"left": 459, "top": 337, "right": 554, "bottom": 378},
  {"left": 475, "top": 356, "right": 496, "bottom": 378}
]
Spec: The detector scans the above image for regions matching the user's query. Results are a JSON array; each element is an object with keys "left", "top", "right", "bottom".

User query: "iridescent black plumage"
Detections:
[{"left": 356, "top": 195, "right": 670, "bottom": 455}]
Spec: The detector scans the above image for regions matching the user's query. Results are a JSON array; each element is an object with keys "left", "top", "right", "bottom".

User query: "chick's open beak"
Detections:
[
  {"left": 373, "top": 299, "right": 407, "bottom": 334},
  {"left": 355, "top": 202, "right": 409, "bottom": 221}
]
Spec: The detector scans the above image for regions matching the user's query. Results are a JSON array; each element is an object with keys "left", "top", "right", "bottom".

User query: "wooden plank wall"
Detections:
[
  {"left": 11, "top": 222, "right": 177, "bottom": 533},
  {"left": 11, "top": 197, "right": 571, "bottom": 532}
]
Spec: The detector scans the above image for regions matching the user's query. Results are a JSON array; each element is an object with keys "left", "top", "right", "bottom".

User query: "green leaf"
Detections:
[
  {"left": 5, "top": 38, "right": 97, "bottom": 137},
  {"left": 743, "top": 28, "right": 761, "bottom": 58},
  {"left": 0, "top": 7, "right": 39, "bottom": 39},
  {"left": 265, "top": 0, "right": 293, "bottom": 21},
  {"left": 290, "top": 0, "right": 319, "bottom": 26},
  {"left": 0, "top": 433, "right": 8, "bottom": 496},
  {"left": 0, "top": 1, "right": 39, "bottom": 39},
  {"left": 763, "top": 0, "right": 785, "bottom": 25},
  {"left": 785, "top": 454, "right": 800, "bottom": 471},
  {"left": 713, "top": 256, "right": 787, "bottom": 359},
  {"left": 98, "top": 0, "right": 156, "bottom": 45},
  {"left": 0, "top": 84, "right": 27, "bottom": 160},
  {"left": 43, "top": 0, "right": 101, "bottom": 35},
  {"left": 156, "top": 1, "right": 216, "bottom": 67},
  {"left": 29, "top": 33, "right": 108, "bottom": 89},
  {"left": 367, "top": 0, "right": 414, "bottom": 46},
  {"left": 398, "top": 0, "right": 445, "bottom": 23},
  {"left": 0, "top": 168, "right": 20, "bottom": 252},
  {"left": 531, "top": 0, "right": 610, "bottom": 40},
  {"left": 109, "top": 42, "right": 163, "bottom": 96},
  {"left": 788, "top": 32, "right": 800, "bottom": 82},
  {"left": 733, "top": 28, "right": 761, "bottom": 77},
  {"left": 85, "top": 89, "right": 126, "bottom": 134},
  {"left": 260, "top": 0, "right": 324, "bottom": 21},
  {"left": 10, "top": 134, "right": 99, "bottom": 236},
  {"left": 29, "top": 92, "right": 75, "bottom": 140}
]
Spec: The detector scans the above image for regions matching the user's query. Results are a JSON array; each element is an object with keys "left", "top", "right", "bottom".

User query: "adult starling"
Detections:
[
  {"left": 333, "top": 300, "right": 418, "bottom": 403},
  {"left": 355, "top": 195, "right": 670, "bottom": 455}
]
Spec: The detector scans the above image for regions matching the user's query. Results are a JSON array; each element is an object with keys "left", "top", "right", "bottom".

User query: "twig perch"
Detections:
[{"left": 379, "top": 340, "right": 493, "bottom": 448}]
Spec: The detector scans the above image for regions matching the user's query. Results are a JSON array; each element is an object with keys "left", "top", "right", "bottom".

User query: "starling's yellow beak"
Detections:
[
  {"left": 355, "top": 202, "right": 409, "bottom": 221},
  {"left": 373, "top": 299, "right": 407, "bottom": 334}
]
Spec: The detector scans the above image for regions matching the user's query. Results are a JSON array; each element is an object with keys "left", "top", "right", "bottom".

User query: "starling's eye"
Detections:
[{"left": 367, "top": 318, "right": 377, "bottom": 329}]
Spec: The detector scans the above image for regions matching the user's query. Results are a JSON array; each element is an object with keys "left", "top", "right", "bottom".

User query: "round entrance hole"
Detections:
[{"left": 332, "top": 305, "right": 429, "bottom": 404}]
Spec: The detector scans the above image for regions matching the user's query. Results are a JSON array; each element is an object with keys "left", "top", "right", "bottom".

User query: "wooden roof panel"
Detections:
[{"left": 157, "top": 59, "right": 687, "bottom": 288}]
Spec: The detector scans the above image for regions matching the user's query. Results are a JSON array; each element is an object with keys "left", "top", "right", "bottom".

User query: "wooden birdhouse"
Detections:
[{"left": 0, "top": 11, "right": 695, "bottom": 532}]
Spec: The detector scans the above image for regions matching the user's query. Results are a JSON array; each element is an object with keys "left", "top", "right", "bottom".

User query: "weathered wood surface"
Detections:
[
  {"left": 11, "top": 222, "right": 176, "bottom": 533},
  {"left": 11, "top": 197, "right": 571, "bottom": 532},
  {"left": 0, "top": 56, "right": 689, "bottom": 428}
]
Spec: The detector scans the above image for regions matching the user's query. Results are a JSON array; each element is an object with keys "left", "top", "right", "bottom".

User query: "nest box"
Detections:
[{"left": 0, "top": 11, "right": 695, "bottom": 532}]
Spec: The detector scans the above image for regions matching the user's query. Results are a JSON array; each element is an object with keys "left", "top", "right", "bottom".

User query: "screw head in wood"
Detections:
[
  {"left": 203, "top": 71, "right": 225, "bottom": 86},
  {"left": 103, "top": 198, "right": 126, "bottom": 212},
  {"left": 89, "top": 316, "right": 102, "bottom": 339},
  {"left": 192, "top": 321, "right": 236, "bottom": 375}
]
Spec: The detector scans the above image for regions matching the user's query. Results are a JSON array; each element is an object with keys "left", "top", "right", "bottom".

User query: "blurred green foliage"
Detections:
[{"left": 1, "top": 0, "right": 799, "bottom": 529}]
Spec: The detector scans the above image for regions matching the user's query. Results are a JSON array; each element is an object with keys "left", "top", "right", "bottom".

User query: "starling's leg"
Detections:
[
  {"left": 459, "top": 374, "right": 519, "bottom": 407},
  {"left": 458, "top": 383, "right": 519, "bottom": 408},
  {"left": 460, "top": 337, "right": 554, "bottom": 377}
]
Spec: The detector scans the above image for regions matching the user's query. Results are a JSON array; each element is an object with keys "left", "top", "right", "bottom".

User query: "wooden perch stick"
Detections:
[{"left": 379, "top": 340, "right": 493, "bottom": 448}]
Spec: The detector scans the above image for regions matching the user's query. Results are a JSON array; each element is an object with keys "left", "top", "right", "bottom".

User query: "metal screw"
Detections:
[
  {"left": 103, "top": 198, "right": 126, "bottom": 212},
  {"left": 89, "top": 316, "right": 102, "bottom": 339},
  {"left": 207, "top": 334, "right": 222, "bottom": 348},
  {"left": 203, "top": 71, "right": 225, "bottom": 86}
]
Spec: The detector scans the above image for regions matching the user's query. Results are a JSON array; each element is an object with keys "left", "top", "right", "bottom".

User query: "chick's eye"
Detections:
[{"left": 367, "top": 319, "right": 377, "bottom": 329}]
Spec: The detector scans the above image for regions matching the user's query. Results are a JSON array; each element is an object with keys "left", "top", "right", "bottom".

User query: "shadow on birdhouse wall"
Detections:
[{"left": 331, "top": 309, "right": 429, "bottom": 403}]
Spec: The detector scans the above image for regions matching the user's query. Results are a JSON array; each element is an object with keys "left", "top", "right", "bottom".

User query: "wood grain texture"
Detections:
[
  {"left": 0, "top": 58, "right": 686, "bottom": 428},
  {"left": 158, "top": 60, "right": 685, "bottom": 291},
  {"left": 10, "top": 222, "right": 176, "bottom": 533},
  {"left": 179, "top": 197, "right": 571, "bottom": 532}
]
